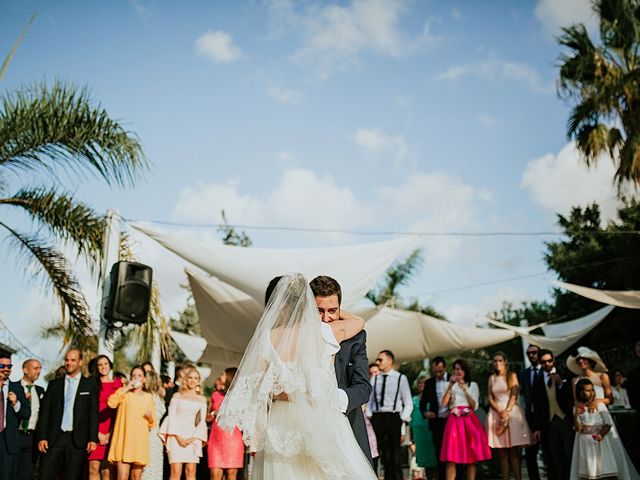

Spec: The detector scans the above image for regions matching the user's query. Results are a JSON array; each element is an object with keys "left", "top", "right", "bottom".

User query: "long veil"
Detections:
[{"left": 217, "top": 273, "right": 373, "bottom": 478}]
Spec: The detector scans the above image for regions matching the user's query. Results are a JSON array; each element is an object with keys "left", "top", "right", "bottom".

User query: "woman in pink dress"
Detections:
[
  {"left": 88, "top": 355, "right": 122, "bottom": 480},
  {"left": 440, "top": 359, "right": 491, "bottom": 480},
  {"left": 207, "top": 367, "right": 244, "bottom": 480},
  {"left": 486, "top": 352, "right": 531, "bottom": 480}
]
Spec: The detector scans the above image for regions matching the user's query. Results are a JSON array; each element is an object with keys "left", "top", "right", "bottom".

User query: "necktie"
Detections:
[
  {"left": 547, "top": 375, "right": 553, "bottom": 388},
  {"left": 0, "top": 385, "right": 5, "bottom": 433},
  {"left": 62, "top": 377, "right": 76, "bottom": 431},
  {"left": 380, "top": 374, "right": 388, "bottom": 407},
  {"left": 22, "top": 385, "right": 33, "bottom": 430}
]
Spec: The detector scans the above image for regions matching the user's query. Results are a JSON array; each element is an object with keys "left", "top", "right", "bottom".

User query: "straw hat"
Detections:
[{"left": 567, "top": 346, "right": 607, "bottom": 376}]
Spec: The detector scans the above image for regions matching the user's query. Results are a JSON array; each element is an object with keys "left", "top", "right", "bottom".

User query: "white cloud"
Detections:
[
  {"left": 436, "top": 59, "right": 554, "bottom": 94},
  {"left": 478, "top": 114, "right": 500, "bottom": 129},
  {"left": 352, "top": 127, "right": 412, "bottom": 165},
  {"left": 195, "top": 30, "right": 243, "bottom": 63},
  {"left": 267, "top": 85, "right": 304, "bottom": 105},
  {"left": 521, "top": 142, "right": 634, "bottom": 222},
  {"left": 266, "top": 0, "right": 439, "bottom": 79},
  {"left": 535, "top": 0, "right": 597, "bottom": 35}
]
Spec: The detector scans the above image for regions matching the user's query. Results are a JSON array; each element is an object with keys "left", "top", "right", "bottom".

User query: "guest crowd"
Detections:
[{"left": 1, "top": 340, "right": 639, "bottom": 480}]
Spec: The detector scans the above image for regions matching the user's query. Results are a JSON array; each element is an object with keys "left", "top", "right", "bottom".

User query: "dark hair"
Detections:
[
  {"left": 538, "top": 349, "right": 554, "bottom": 360},
  {"left": 160, "top": 374, "right": 172, "bottom": 385},
  {"left": 432, "top": 356, "right": 446, "bottom": 367},
  {"left": 369, "top": 363, "right": 379, "bottom": 370},
  {"left": 113, "top": 371, "right": 127, "bottom": 381},
  {"left": 141, "top": 361, "right": 155, "bottom": 372},
  {"left": 380, "top": 350, "right": 395, "bottom": 362},
  {"left": 0, "top": 349, "right": 12, "bottom": 360},
  {"left": 492, "top": 351, "right": 511, "bottom": 376},
  {"left": 90, "top": 355, "right": 114, "bottom": 392},
  {"left": 453, "top": 358, "right": 471, "bottom": 383},
  {"left": 224, "top": 367, "right": 238, "bottom": 391},
  {"left": 575, "top": 378, "right": 594, "bottom": 402},
  {"left": 174, "top": 364, "right": 185, "bottom": 383},
  {"left": 66, "top": 347, "right": 83, "bottom": 359},
  {"left": 526, "top": 344, "right": 540, "bottom": 353},
  {"left": 130, "top": 365, "right": 145, "bottom": 377},
  {"left": 265, "top": 276, "right": 283, "bottom": 306},
  {"left": 310, "top": 276, "right": 342, "bottom": 304}
]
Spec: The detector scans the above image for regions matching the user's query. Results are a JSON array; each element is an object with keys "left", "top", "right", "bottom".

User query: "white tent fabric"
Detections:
[
  {"left": 169, "top": 329, "right": 208, "bottom": 363},
  {"left": 555, "top": 281, "right": 640, "bottom": 309},
  {"left": 132, "top": 224, "right": 416, "bottom": 309},
  {"left": 365, "top": 307, "right": 517, "bottom": 364},
  {"left": 490, "top": 305, "right": 614, "bottom": 356}
]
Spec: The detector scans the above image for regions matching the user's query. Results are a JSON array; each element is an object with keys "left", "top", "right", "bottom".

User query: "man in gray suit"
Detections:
[{"left": 264, "top": 275, "right": 373, "bottom": 465}]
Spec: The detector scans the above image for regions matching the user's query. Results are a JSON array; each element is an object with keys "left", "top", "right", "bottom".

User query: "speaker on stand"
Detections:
[{"left": 104, "top": 261, "right": 153, "bottom": 326}]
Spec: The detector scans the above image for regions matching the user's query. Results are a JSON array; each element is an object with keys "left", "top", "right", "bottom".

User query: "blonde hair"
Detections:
[
  {"left": 178, "top": 366, "right": 201, "bottom": 393},
  {"left": 144, "top": 370, "right": 162, "bottom": 396}
]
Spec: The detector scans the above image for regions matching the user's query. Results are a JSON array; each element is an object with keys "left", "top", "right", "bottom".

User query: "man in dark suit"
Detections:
[
  {"left": 310, "top": 275, "right": 373, "bottom": 464},
  {"left": 518, "top": 344, "right": 541, "bottom": 480},
  {"left": 531, "top": 349, "right": 574, "bottom": 480},
  {"left": 37, "top": 348, "right": 99, "bottom": 480},
  {"left": 0, "top": 344, "right": 31, "bottom": 480},
  {"left": 419, "top": 356, "right": 448, "bottom": 480},
  {"left": 14, "top": 358, "right": 45, "bottom": 480}
]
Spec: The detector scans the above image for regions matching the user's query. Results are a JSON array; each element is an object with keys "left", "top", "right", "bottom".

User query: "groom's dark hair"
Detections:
[
  {"left": 309, "top": 275, "right": 342, "bottom": 304},
  {"left": 265, "top": 276, "right": 283, "bottom": 306}
]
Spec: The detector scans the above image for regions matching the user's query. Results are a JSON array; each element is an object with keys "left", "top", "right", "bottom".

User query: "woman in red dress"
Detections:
[
  {"left": 207, "top": 368, "right": 244, "bottom": 480},
  {"left": 88, "top": 355, "right": 123, "bottom": 480}
]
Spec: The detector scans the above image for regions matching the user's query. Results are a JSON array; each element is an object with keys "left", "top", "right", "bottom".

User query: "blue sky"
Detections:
[{"left": 0, "top": 0, "right": 625, "bottom": 366}]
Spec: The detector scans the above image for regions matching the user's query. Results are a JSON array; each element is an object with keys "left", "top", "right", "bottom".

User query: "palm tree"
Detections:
[
  {"left": 557, "top": 0, "right": 640, "bottom": 187},
  {"left": 0, "top": 81, "right": 147, "bottom": 346},
  {"left": 367, "top": 248, "right": 424, "bottom": 307}
]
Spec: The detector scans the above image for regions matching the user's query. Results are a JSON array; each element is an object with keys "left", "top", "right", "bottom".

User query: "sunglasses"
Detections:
[{"left": 0, "top": 364, "right": 13, "bottom": 369}]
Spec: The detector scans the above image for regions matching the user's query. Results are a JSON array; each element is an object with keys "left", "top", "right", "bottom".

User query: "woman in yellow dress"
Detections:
[{"left": 108, "top": 365, "right": 156, "bottom": 480}]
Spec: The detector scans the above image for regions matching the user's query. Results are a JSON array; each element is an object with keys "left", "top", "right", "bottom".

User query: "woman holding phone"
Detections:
[
  {"left": 440, "top": 359, "right": 491, "bottom": 480},
  {"left": 107, "top": 365, "right": 156, "bottom": 480}
]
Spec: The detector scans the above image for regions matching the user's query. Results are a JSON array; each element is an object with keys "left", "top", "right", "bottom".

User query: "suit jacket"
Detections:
[
  {"left": 1, "top": 381, "right": 31, "bottom": 455},
  {"left": 518, "top": 366, "right": 539, "bottom": 423},
  {"left": 334, "top": 330, "right": 372, "bottom": 463},
  {"left": 530, "top": 371, "right": 573, "bottom": 433},
  {"left": 626, "top": 365, "right": 640, "bottom": 411},
  {"left": 37, "top": 375, "right": 98, "bottom": 449},
  {"left": 419, "top": 374, "right": 448, "bottom": 432}
]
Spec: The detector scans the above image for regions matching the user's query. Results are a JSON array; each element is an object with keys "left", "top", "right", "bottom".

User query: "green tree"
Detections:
[
  {"left": 0, "top": 81, "right": 146, "bottom": 346},
  {"left": 557, "top": 0, "right": 640, "bottom": 186}
]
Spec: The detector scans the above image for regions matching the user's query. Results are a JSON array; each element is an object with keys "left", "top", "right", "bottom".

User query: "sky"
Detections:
[{"left": 0, "top": 0, "right": 628, "bottom": 370}]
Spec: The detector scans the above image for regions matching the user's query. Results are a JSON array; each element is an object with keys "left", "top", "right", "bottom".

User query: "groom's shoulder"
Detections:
[{"left": 340, "top": 329, "right": 367, "bottom": 346}]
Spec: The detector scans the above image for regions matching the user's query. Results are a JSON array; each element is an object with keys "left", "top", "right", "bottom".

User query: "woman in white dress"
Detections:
[
  {"left": 567, "top": 347, "right": 613, "bottom": 406},
  {"left": 217, "top": 273, "right": 377, "bottom": 480}
]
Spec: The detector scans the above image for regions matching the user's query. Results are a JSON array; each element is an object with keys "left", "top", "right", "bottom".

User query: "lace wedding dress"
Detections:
[{"left": 217, "top": 273, "right": 376, "bottom": 480}]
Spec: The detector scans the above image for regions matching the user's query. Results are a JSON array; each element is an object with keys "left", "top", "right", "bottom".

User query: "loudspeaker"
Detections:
[{"left": 105, "top": 261, "right": 153, "bottom": 325}]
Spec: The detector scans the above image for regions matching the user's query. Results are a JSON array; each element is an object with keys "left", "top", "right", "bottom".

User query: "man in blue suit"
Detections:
[{"left": 0, "top": 344, "right": 31, "bottom": 480}]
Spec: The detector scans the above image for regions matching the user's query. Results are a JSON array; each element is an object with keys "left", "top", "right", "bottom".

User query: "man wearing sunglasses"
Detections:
[
  {"left": 518, "top": 344, "right": 541, "bottom": 480},
  {"left": 530, "top": 349, "right": 574, "bottom": 480},
  {"left": 0, "top": 344, "right": 31, "bottom": 480}
]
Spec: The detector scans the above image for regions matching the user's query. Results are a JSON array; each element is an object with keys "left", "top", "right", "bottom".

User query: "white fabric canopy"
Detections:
[
  {"left": 132, "top": 224, "right": 416, "bottom": 309},
  {"left": 365, "top": 307, "right": 517, "bottom": 364},
  {"left": 555, "top": 281, "right": 640, "bottom": 309},
  {"left": 169, "top": 329, "right": 208, "bottom": 363},
  {"left": 491, "top": 305, "right": 614, "bottom": 356}
]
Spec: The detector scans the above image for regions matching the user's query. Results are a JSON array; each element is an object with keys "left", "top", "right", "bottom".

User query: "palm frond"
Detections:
[
  {"left": 367, "top": 248, "right": 424, "bottom": 306},
  {"left": 0, "top": 13, "right": 36, "bottom": 82},
  {"left": 0, "top": 81, "right": 147, "bottom": 186},
  {"left": 0, "top": 221, "right": 93, "bottom": 343},
  {"left": 0, "top": 187, "right": 106, "bottom": 274}
]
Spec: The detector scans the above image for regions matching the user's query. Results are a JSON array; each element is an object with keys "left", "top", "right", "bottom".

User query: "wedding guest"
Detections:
[
  {"left": 107, "top": 365, "right": 156, "bottom": 480},
  {"left": 569, "top": 378, "right": 640, "bottom": 479},
  {"left": 409, "top": 372, "right": 437, "bottom": 474},
  {"left": 486, "top": 351, "right": 531, "bottom": 480},
  {"left": 207, "top": 367, "right": 244, "bottom": 480},
  {"left": 419, "top": 356, "right": 449, "bottom": 480},
  {"left": 440, "top": 358, "right": 491, "bottom": 480},
  {"left": 0, "top": 345, "right": 30, "bottom": 480},
  {"left": 531, "top": 349, "right": 573, "bottom": 480},
  {"left": 365, "top": 364, "right": 380, "bottom": 474},
  {"left": 609, "top": 369, "right": 631, "bottom": 409},
  {"left": 567, "top": 347, "right": 613, "bottom": 406},
  {"left": 88, "top": 355, "right": 121, "bottom": 480},
  {"left": 626, "top": 340, "right": 640, "bottom": 410},
  {"left": 518, "top": 344, "right": 541, "bottom": 480},
  {"left": 141, "top": 371, "right": 166, "bottom": 480},
  {"left": 141, "top": 362, "right": 155, "bottom": 373},
  {"left": 366, "top": 350, "right": 413, "bottom": 480},
  {"left": 113, "top": 372, "right": 128, "bottom": 387},
  {"left": 37, "top": 348, "right": 98, "bottom": 480},
  {"left": 14, "top": 358, "right": 44, "bottom": 480},
  {"left": 159, "top": 366, "right": 208, "bottom": 480}
]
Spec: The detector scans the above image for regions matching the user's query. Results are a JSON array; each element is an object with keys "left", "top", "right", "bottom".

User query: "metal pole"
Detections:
[
  {"left": 98, "top": 209, "right": 121, "bottom": 360},
  {"left": 520, "top": 319, "right": 530, "bottom": 367}
]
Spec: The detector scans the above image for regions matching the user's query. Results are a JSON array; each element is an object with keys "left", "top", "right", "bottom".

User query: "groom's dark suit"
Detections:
[{"left": 334, "top": 329, "right": 373, "bottom": 464}]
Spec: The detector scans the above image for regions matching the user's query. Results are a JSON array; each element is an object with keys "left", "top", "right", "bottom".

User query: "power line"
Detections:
[{"left": 124, "top": 218, "right": 640, "bottom": 237}]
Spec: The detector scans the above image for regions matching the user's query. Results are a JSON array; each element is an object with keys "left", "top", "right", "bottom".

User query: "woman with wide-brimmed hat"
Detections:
[{"left": 566, "top": 347, "right": 613, "bottom": 406}]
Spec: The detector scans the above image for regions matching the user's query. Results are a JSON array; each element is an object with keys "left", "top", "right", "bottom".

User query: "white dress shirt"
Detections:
[
  {"left": 1, "top": 380, "right": 22, "bottom": 429},
  {"left": 366, "top": 369, "right": 413, "bottom": 422},
  {"left": 435, "top": 374, "right": 449, "bottom": 417},
  {"left": 20, "top": 380, "right": 40, "bottom": 430}
]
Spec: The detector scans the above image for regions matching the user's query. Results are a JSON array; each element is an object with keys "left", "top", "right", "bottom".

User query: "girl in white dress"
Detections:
[
  {"left": 570, "top": 379, "right": 639, "bottom": 480},
  {"left": 216, "top": 273, "right": 377, "bottom": 480}
]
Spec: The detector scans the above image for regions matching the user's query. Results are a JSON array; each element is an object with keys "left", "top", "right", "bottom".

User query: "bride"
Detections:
[{"left": 217, "top": 273, "right": 377, "bottom": 479}]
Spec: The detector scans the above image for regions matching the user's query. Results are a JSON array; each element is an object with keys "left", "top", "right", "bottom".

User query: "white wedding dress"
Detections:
[{"left": 217, "top": 273, "right": 376, "bottom": 480}]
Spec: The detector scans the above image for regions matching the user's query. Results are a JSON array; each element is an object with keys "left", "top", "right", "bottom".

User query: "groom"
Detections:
[{"left": 309, "top": 275, "right": 373, "bottom": 465}]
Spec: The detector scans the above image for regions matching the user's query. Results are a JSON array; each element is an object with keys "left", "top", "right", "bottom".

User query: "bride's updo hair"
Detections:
[{"left": 271, "top": 274, "right": 309, "bottom": 328}]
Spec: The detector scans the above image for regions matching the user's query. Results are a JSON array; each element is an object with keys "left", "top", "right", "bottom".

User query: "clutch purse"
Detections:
[{"left": 195, "top": 409, "right": 202, "bottom": 427}]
